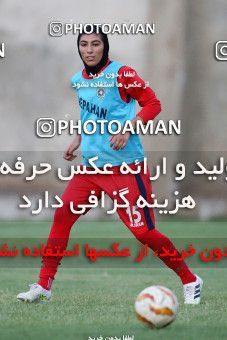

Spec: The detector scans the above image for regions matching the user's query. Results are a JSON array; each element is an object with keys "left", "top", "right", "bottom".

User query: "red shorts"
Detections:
[{"left": 55, "top": 162, "right": 155, "bottom": 237}]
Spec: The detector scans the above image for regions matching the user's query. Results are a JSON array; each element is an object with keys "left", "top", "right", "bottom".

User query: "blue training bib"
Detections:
[{"left": 71, "top": 61, "right": 144, "bottom": 167}]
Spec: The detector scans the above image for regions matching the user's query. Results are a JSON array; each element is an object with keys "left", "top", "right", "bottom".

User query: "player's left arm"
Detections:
[{"left": 109, "top": 66, "right": 161, "bottom": 150}]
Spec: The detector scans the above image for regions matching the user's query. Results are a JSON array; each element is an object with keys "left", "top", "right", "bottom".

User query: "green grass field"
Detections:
[{"left": 0, "top": 219, "right": 227, "bottom": 340}]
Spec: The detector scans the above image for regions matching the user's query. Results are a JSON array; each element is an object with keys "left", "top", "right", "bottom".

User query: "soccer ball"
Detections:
[{"left": 135, "top": 285, "right": 178, "bottom": 328}]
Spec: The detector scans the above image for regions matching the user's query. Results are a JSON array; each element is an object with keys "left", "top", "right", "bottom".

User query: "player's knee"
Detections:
[
  {"left": 53, "top": 201, "right": 77, "bottom": 225},
  {"left": 53, "top": 206, "right": 66, "bottom": 224},
  {"left": 133, "top": 229, "right": 156, "bottom": 245}
]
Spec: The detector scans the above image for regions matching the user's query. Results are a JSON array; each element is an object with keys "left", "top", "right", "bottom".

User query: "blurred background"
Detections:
[{"left": 0, "top": 0, "right": 227, "bottom": 221}]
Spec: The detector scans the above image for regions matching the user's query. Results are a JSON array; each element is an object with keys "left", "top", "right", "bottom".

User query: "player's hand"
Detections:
[
  {"left": 109, "top": 131, "right": 130, "bottom": 150},
  {"left": 63, "top": 135, "right": 81, "bottom": 161}
]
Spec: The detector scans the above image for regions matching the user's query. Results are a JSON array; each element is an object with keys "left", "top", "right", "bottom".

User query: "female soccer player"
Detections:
[{"left": 17, "top": 25, "right": 202, "bottom": 304}]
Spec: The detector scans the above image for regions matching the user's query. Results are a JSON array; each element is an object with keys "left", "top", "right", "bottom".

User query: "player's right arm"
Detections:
[
  {"left": 63, "top": 134, "right": 81, "bottom": 161},
  {"left": 117, "top": 66, "right": 161, "bottom": 123},
  {"left": 109, "top": 67, "right": 161, "bottom": 150}
]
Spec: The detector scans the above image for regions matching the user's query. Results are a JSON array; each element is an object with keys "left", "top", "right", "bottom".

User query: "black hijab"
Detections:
[{"left": 77, "top": 24, "right": 109, "bottom": 75}]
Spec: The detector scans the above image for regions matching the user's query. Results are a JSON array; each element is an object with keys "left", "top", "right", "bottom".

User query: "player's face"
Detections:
[{"left": 79, "top": 34, "right": 104, "bottom": 67}]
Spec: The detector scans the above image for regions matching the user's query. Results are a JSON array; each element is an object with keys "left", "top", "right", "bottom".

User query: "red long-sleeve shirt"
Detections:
[{"left": 82, "top": 59, "right": 161, "bottom": 123}]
